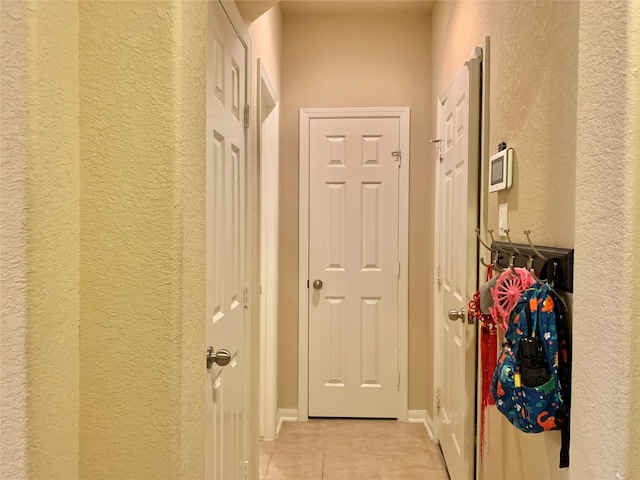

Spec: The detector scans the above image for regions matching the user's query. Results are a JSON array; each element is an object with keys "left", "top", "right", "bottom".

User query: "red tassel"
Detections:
[
  {"left": 472, "top": 264, "right": 499, "bottom": 460},
  {"left": 479, "top": 322, "right": 498, "bottom": 459}
]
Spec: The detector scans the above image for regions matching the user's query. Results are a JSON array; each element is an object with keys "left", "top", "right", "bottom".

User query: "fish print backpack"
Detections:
[{"left": 491, "top": 281, "right": 571, "bottom": 468}]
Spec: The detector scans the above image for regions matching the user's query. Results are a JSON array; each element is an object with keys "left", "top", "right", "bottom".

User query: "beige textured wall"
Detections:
[
  {"left": 433, "top": 0, "right": 577, "bottom": 246},
  {"left": 279, "top": 10, "right": 432, "bottom": 410},
  {"left": 573, "top": 1, "right": 640, "bottom": 478},
  {"left": 632, "top": 137, "right": 640, "bottom": 476},
  {"left": 1, "top": 2, "right": 80, "bottom": 478},
  {"left": 79, "top": 2, "right": 206, "bottom": 478},
  {"left": 431, "top": 1, "right": 578, "bottom": 478},
  {"left": 1, "top": 2, "right": 30, "bottom": 477},
  {"left": 632, "top": 17, "right": 640, "bottom": 475},
  {"left": 174, "top": 3, "right": 207, "bottom": 477}
]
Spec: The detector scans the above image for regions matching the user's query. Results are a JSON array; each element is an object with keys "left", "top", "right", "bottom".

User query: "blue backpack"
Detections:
[{"left": 491, "top": 281, "right": 571, "bottom": 468}]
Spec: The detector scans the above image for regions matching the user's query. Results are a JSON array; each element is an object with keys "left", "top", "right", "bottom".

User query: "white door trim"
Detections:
[
  {"left": 298, "top": 107, "right": 410, "bottom": 421},
  {"left": 474, "top": 38, "right": 491, "bottom": 479},
  {"left": 258, "top": 59, "right": 279, "bottom": 441}
]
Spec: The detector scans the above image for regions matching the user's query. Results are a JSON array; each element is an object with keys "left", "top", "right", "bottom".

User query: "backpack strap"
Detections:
[
  {"left": 560, "top": 419, "right": 570, "bottom": 468},
  {"left": 551, "top": 289, "right": 571, "bottom": 468},
  {"left": 522, "top": 285, "right": 540, "bottom": 338},
  {"left": 523, "top": 302, "right": 533, "bottom": 336}
]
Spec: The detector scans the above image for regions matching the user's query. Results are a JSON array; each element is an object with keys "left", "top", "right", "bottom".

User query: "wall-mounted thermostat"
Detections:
[{"left": 488, "top": 147, "right": 514, "bottom": 193}]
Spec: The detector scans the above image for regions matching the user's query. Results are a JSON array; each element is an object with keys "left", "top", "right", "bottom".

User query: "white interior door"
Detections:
[
  {"left": 435, "top": 58, "right": 481, "bottom": 480},
  {"left": 307, "top": 116, "right": 401, "bottom": 418},
  {"left": 205, "top": 1, "right": 249, "bottom": 478}
]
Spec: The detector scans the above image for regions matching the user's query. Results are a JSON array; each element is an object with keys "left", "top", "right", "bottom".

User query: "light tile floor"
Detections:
[{"left": 260, "top": 419, "right": 450, "bottom": 480}]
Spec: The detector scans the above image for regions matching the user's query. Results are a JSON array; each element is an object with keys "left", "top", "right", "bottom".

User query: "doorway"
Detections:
[
  {"left": 258, "top": 59, "right": 280, "bottom": 441},
  {"left": 298, "top": 107, "right": 410, "bottom": 421}
]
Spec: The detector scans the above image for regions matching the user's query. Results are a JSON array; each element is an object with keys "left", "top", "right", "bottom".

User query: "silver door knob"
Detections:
[
  {"left": 206, "top": 346, "right": 231, "bottom": 369},
  {"left": 312, "top": 279, "right": 323, "bottom": 289},
  {"left": 447, "top": 308, "right": 466, "bottom": 321}
]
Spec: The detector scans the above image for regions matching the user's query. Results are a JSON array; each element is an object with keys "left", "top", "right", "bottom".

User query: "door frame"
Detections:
[
  {"left": 474, "top": 37, "right": 491, "bottom": 479},
  {"left": 257, "top": 59, "right": 279, "bottom": 441},
  {"left": 432, "top": 44, "right": 484, "bottom": 478},
  {"left": 298, "top": 107, "right": 410, "bottom": 421}
]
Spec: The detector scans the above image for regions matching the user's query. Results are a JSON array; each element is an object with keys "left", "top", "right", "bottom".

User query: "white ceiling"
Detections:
[{"left": 279, "top": 0, "right": 435, "bottom": 15}]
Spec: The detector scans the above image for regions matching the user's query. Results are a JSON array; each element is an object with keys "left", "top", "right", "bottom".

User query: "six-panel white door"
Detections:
[
  {"left": 435, "top": 59, "right": 481, "bottom": 480},
  {"left": 308, "top": 117, "right": 401, "bottom": 418},
  {"left": 205, "top": 1, "right": 249, "bottom": 479}
]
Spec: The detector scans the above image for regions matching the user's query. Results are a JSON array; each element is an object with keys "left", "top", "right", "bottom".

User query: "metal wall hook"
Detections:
[
  {"left": 505, "top": 229, "right": 538, "bottom": 276},
  {"left": 476, "top": 228, "right": 506, "bottom": 272},
  {"left": 526, "top": 255, "right": 542, "bottom": 282},
  {"left": 503, "top": 229, "right": 524, "bottom": 257},
  {"left": 481, "top": 254, "right": 504, "bottom": 272},
  {"left": 488, "top": 229, "right": 510, "bottom": 255},
  {"left": 480, "top": 256, "right": 489, "bottom": 268},
  {"left": 475, "top": 228, "right": 494, "bottom": 252},
  {"left": 491, "top": 251, "right": 505, "bottom": 272},
  {"left": 523, "top": 229, "right": 549, "bottom": 262}
]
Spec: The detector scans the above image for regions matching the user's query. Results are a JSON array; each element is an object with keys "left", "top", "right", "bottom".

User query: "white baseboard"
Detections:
[
  {"left": 276, "top": 408, "right": 299, "bottom": 438},
  {"left": 407, "top": 409, "right": 435, "bottom": 441},
  {"left": 275, "top": 409, "right": 433, "bottom": 442}
]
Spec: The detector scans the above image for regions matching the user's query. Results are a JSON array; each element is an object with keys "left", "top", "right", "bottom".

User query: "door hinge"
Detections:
[
  {"left": 242, "top": 460, "right": 249, "bottom": 480},
  {"left": 397, "top": 261, "right": 401, "bottom": 279},
  {"left": 244, "top": 284, "right": 250, "bottom": 308},
  {"left": 307, "top": 279, "right": 309, "bottom": 289},
  {"left": 244, "top": 104, "right": 250, "bottom": 129},
  {"left": 437, "top": 264, "right": 442, "bottom": 287},
  {"left": 392, "top": 150, "right": 401, "bottom": 166},
  {"left": 397, "top": 370, "right": 400, "bottom": 388},
  {"left": 436, "top": 388, "right": 442, "bottom": 413},
  {"left": 431, "top": 139, "right": 443, "bottom": 163}
]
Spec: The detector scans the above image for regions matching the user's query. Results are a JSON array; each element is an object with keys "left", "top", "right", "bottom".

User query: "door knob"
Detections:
[
  {"left": 447, "top": 308, "right": 466, "bottom": 322},
  {"left": 207, "top": 346, "right": 231, "bottom": 369},
  {"left": 312, "top": 279, "right": 323, "bottom": 289}
]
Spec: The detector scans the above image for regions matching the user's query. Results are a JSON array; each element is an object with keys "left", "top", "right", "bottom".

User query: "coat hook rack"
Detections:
[{"left": 490, "top": 231, "right": 574, "bottom": 293}]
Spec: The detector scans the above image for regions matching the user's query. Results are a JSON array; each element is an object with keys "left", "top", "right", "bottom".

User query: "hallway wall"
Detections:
[
  {"left": 633, "top": 42, "right": 640, "bottom": 477},
  {"left": 278, "top": 7, "right": 433, "bottom": 412},
  {"left": 431, "top": 1, "right": 578, "bottom": 479},
  {"left": 573, "top": 1, "right": 640, "bottom": 478},
  {"left": 1, "top": 2, "right": 80, "bottom": 478},
  {"left": 79, "top": 2, "right": 206, "bottom": 478}
]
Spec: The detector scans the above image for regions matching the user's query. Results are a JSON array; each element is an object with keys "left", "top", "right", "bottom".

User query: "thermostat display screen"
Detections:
[
  {"left": 491, "top": 158, "right": 504, "bottom": 185},
  {"left": 488, "top": 148, "right": 513, "bottom": 193}
]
